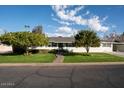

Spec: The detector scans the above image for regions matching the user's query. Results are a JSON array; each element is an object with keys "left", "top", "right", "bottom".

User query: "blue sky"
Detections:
[{"left": 0, "top": 5, "right": 124, "bottom": 38}]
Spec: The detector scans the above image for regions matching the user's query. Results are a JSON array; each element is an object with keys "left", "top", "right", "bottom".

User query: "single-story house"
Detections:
[
  {"left": 112, "top": 36, "right": 124, "bottom": 52},
  {"left": 29, "top": 36, "right": 124, "bottom": 53},
  {"left": 0, "top": 36, "right": 124, "bottom": 53}
]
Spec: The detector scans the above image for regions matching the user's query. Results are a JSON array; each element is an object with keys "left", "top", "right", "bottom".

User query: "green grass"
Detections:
[
  {"left": 0, "top": 53, "right": 55, "bottom": 63},
  {"left": 64, "top": 53, "right": 124, "bottom": 63}
]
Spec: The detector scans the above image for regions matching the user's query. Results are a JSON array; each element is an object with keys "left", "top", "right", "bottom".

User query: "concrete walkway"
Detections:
[{"left": 53, "top": 54, "right": 64, "bottom": 63}]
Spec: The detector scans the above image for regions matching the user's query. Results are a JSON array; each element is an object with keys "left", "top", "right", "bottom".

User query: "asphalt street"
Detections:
[{"left": 0, "top": 64, "right": 124, "bottom": 88}]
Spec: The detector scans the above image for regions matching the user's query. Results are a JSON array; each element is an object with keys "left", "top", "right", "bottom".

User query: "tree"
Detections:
[
  {"left": 32, "top": 25, "right": 43, "bottom": 34},
  {"left": 103, "top": 32, "right": 118, "bottom": 42},
  {"left": 118, "top": 32, "right": 124, "bottom": 42},
  {"left": 0, "top": 32, "right": 48, "bottom": 54},
  {"left": 75, "top": 30, "right": 100, "bottom": 53}
]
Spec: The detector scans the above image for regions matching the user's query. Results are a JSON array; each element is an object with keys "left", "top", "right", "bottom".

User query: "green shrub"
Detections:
[
  {"left": 0, "top": 32, "right": 48, "bottom": 54},
  {"left": 49, "top": 49, "right": 57, "bottom": 54},
  {"left": 39, "top": 49, "right": 49, "bottom": 53},
  {"left": 29, "top": 49, "right": 50, "bottom": 54},
  {"left": 23, "top": 52, "right": 32, "bottom": 56}
]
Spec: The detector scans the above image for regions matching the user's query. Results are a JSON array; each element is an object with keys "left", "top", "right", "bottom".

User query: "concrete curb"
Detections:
[{"left": 0, "top": 62, "right": 124, "bottom": 67}]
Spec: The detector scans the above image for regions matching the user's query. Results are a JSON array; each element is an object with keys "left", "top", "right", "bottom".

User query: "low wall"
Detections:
[
  {"left": 63, "top": 47, "right": 112, "bottom": 53},
  {"left": 0, "top": 45, "right": 113, "bottom": 54},
  {"left": 29, "top": 46, "right": 113, "bottom": 53},
  {"left": 0, "top": 44, "right": 13, "bottom": 54}
]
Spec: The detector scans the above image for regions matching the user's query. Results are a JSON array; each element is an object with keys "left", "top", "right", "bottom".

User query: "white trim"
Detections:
[{"left": 113, "top": 42, "right": 124, "bottom": 44}]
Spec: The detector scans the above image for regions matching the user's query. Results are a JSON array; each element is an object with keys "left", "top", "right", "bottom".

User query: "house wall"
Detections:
[
  {"left": 0, "top": 42, "right": 113, "bottom": 53},
  {"left": 0, "top": 44, "right": 13, "bottom": 54},
  {"left": 63, "top": 47, "right": 113, "bottom": 53},
  {"left": 29, "top": 43, "right": 113, "bottom": 53}
]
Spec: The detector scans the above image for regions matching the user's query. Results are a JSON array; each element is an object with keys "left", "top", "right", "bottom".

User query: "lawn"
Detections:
[
  {"left": 0, "top": 53, "right": 55, "bottom": 63},
  {"left": 64, "top": 53, "right": 124, "bottom": 63}
]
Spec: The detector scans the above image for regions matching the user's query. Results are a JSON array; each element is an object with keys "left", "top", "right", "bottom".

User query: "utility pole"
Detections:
[{"left": 24, "top": 25, "right": 30, "bottom": 32}]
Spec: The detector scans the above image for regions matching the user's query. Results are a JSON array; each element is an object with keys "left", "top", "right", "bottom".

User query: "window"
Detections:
[
  {"left": 52, "top": 42, "right": 57, "bottom": 47},
  {"left": 65, "top": 43, "right": 68, "bottom": 47},
  {"left": 102, "top": 43, "right": 111, "bottom": 47},
  {"left": 68, "top": 43, "right": 73, "bottom": 47},
  {"left": 65, "top": 43, "right": 74, "bottom": 47},
  {"left": 48, "top": 42, "right": 52, "bottom": 47}
]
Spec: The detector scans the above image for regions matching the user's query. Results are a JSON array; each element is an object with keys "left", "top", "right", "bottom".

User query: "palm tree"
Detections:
[{"left": 75, "top": 30, "right": 100, "bottom": 53}]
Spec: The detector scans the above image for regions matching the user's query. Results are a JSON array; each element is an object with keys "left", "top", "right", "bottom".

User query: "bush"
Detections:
[
  {"left": 39, "top": 49, "right": 49, "bottom": 53},
  {"left": 29, "top": 49, "right": 49, "bottom": 54},
  {"left": 23, "top": 52, "right": 32, "bottom": 56},
  {"left": 63, "top": 52, "right": 91, "bottom": 56},
  {"left": 12, "top": 45, "right": 26, "bottom": 54},
  {"left": 49, "top": 49, "right": 57, "bottom": 54},
  {"left": 49, "top": 49, "right": 70, "bottom": 55},
  {"left": 29, "top": 50, "right": 39, "bottom": 54}
]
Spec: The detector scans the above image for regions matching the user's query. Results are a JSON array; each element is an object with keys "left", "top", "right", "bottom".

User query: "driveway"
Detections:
[
  {"left": 0, "top": 64, "right": 124, "bottom": 88},
  {"left": 109, "top": 52, "right": 124, "bottom": 57}
]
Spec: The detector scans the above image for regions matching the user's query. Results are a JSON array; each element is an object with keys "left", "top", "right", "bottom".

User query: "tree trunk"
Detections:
[
  {"left": 24, "top": 47, "right": 29, "bottom": 55},
  {"left": 85, "top": 46, "right": 89, "bottom": 53}
]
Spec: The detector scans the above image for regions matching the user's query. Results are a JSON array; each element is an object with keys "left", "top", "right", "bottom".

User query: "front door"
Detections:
[
  {"left": 57, "top": 43, "right": 63, "bottom": 54},
  {"left": 113, "top": 44, "right": 117, "bottom": 52},
  {"left": 58, "top": 43, "right": 63, "bottom": 49}
]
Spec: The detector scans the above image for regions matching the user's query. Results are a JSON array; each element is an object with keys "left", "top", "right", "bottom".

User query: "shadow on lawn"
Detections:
[
  {"left": 0, "top": 51, "right": 56, "bottom": 56},
  {"left": 0, "top": 49, "right": 91, "bottom": 56},
  {"left": 64, "top": 53, "right": 91, "bottom": 56},
  {"left": 0, "top": 53, "right": 22, "bottom": 56}
]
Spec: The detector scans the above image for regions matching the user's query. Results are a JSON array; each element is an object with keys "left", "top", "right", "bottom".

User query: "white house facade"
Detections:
[{"left": 29, "top": 37, "right": 114, "bottom": 53}]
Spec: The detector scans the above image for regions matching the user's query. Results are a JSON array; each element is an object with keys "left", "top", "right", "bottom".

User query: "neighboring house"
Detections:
[
  {"left": 29, "top": 36, "right": 123, "bottom": 53},
  {"left": 113, "top": 42, "right": 124, "bottom": 52},
  {"left": 0, "top": 43, "right": 12, "bottom": 54},
  {"left": 113, "top": 35, "right": 124, "bottom": 52}
]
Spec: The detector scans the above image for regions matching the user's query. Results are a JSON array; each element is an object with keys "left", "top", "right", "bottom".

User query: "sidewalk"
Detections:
[{"left": 0, "top": 62, "right": 124, "bottom": 67}]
